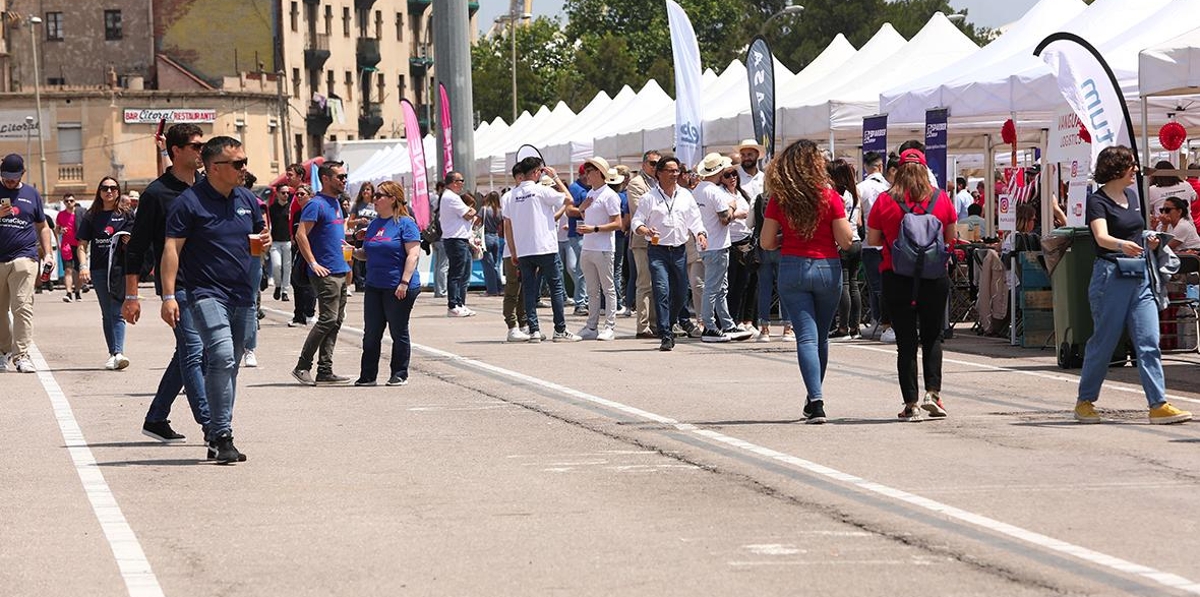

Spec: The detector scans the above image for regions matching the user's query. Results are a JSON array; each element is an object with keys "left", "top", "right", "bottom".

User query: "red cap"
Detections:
[
  {"left": 899, "top": 148, "right": 927, "bottom": 166},
  {"left": 578, "top": 163, "right": 587, "bottom": 176}
]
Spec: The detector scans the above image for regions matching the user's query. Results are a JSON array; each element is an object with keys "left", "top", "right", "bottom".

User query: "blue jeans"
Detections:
[
  {"left": 361, "top": 286, "right": 420, "bottom": 382},
  {"left": 777, "top": 256, "right": 843, "bottom": 400},
  {"left": 1078, "top": 259, "right": 1166, "bottom": 407},
  {"left": 756, "top": 248, "right": 790, "bottom": 326},
  {"left": 648, "top": 244, "right": 690, "bottom": 340},
  {"left": 188, "top": 298, "right": 254, "bottom": 437},
  {"left": 483, "top": 233, "right": 503, "bottom": 295},
  {"left": 246, "top": 256, "right": 262, "bottom": 351},
  {"left": 518, "top": 252, "right": 567, "bottom": 334},
  {"left": 144, "top": 288, "right": 211, "bottom": 429},
  {"left": 862, "top": 248, "right": 886, "bottom": 324},
  {"left": 700, "top": 249, "right": 732, "bottom": 332},
  {"left": 443, "top": 237, "right": 471, "bottom": 309},
  {"left": 90, "top": 271, "right": 125, "bottom": 355},
  {"left": 431, "top": 240, "right": 448, "bottom": 296},
  {"left": 559, "top": 236, "right": 586, "bottom": 307}
]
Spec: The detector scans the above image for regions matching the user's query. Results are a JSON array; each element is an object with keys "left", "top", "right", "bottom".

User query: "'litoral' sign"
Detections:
[{"left": 123, "top": 109, "right": 216, "bottom": 124}]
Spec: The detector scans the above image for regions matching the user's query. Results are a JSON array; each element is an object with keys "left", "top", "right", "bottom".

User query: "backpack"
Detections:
[
  {"left": 420, "top": 193, "right": 443, "bottom": 247},
  {"left": 891, "top": 191, "right": 950, "bottom": 302}
]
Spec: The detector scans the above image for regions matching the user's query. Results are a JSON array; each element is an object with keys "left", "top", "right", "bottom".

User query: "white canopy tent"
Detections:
[
  {"left": 1140, "top": 25, "right": 1200, "bottom": 98},
  {"left": 534, "top": 83, "right": 654, "bottom": 169},
  {"left": 593, "top": 68, "right": 720, "bottom": 162}
]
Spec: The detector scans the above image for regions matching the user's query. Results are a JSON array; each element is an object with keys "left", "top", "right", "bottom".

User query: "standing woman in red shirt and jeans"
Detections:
[
  {"left": 867, "top": 148, "right": 956, "bottom": 421},
  {"left": 760, "top": 139, "right": 854, "bottom": 424}
]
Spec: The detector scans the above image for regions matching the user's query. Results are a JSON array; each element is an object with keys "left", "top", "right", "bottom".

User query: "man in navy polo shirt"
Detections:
[
  {"left": 0, "top": 153, "right": 52, "bottom": 373},
  {"left": 160, "top": 137, "right": 268, "bottom": 465},
  {"left": 291, "top": 160, "right": 353, "bottom": 386}
]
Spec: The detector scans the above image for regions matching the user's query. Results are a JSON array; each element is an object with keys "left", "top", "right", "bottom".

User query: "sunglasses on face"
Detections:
[
  {"left": 212, "top": 159, "right": 249, "bottom": 170},
  {"left": 100, "top": 185, "right": 120, "bottom": 192},
  {"left": 449, "top": 178, "right": 464, "bottom": 184},
  {"left": 721, "top": 171, "right": 738, "bottom": 180},
  {"left": 1160, "top": 207, "right": 1177, "bottom": 214},
  {"left": 185, "top": 142, "right": 203, "bottom": 151},
  {"left": 660, "top": 169, "right": 680, "bottom": 175},
  {"left": 336, "top": 173, "right": 348, "bottom": 181}
]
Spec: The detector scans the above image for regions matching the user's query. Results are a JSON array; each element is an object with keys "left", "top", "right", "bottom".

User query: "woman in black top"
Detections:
[
  {"left": 77, "top": 177, "right": 134, "bottom": 370},
  {"left": 268, "top": 187, "right": 293, "bottom": 301},
  {"left": 1075, "top": 145, "right": 1191, "bottom": 425}
]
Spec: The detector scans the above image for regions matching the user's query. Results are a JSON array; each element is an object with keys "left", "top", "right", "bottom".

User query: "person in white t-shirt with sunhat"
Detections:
[
  {"left": 573, "top": 157, "right": 623, "bottom": 340},
  {"left": 694, "top": 152, "right": 753, "bottom": 343}
]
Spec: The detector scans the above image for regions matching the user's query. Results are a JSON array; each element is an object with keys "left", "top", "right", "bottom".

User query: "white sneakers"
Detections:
[
  {"left": 506, "top": 327, "right": 531, "bottom": 342},
  {"left": 596, "top": 327, "right": 616, "bottom": 341},
  {"left": 105, "top": 353, "right": 130, "bottom": 371},
  {"left": 13, "top": 356, "right": 35, "bottom": 373},
  {"left": 780, "top": 329, "right": 796, "bottom": 343},
  {"left": 447, "top": 306, "right": 476, "bottom": 318},
  {"left": 756, "top": 332, "right": 772, "bottom": 343},
  {"left": 577, "top": 326, "right": 616, "bottom": 341},
  {"left": 879, "top": 327, "right": 896, "bottom": 343},
  {"left": 243, "top": 350, "right": 258, "bottom": 367}
]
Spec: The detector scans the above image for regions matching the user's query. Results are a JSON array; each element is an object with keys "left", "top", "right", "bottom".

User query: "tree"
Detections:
[
  {"left": 556, "top": 34, "right": 641, "bottom": 111},
  {"left": 471, "top": 17, "right": 574, "bottom": 124}
]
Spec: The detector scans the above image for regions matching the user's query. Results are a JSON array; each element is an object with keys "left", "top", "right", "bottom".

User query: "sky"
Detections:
[{"left": 477, "top": 0, "right": 1044, "bottom": 35}]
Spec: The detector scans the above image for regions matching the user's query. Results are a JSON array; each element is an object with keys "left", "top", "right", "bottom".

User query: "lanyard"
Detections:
[{"left": 656, "top": 186, "right": 677, "bottom": 216}]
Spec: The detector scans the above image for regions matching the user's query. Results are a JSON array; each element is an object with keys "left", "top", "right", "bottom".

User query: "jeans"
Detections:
[
  {"left": 187, "top": 298, "right": 254, "bottom": 437},
  {"left": 837, "top": 243, "right": 862, "bottom": 332},
  {"left": 882, "top": 270, "right": 950, "bottom": 404},
  {"left": 431, "top": 240, "right": 449, "bottom": 296},
  {"left": 483, "top": 233, "right": 503, "bottom": 295},
  {"left": 518, "top": 252, "right": 567, "bottom": 334},
  {"left": 443, "top": 237, "right": 472, "bottom": 309},
  {"left": 727, "top": 241, "right": 755, "bottom": 323},
  {"left": 580, "top": 250, "right": 616, "bottom": 331},
  {"left": 1077, "top": 259, "right": 1166, "bottom": 407},
  {"left": 360, "top": 286, "right": 420, "bottom": 382},
  {"left": 502, "top": 257, "right": 526, "bottom": 329},
  {"left": 559, "top": 236, "right": 586, "bottom": 307},
  {"left": 269, "top": 240, "right": 292, "bottom": 293},
  {"left": 648, "top": 244, "right": 690, "bottom": 340},
  {"left": 298, "top": 274, "right": 348, "bottom": 374},
  {"left": 862, "top": 248, "right": 887, "bottom": 324},
  {"left": 291, "top": 245, "right": 315, "bottom": 323},
  {"left": 90, "top": 271, "right": 125, "bottom": 355},
  {"left": 246, "top": 257, "right": 262, "bottom": 351},
  {"left": 777, "top": 257, "right": 842, "bottom": 400},
  {"left": 144, "top": 287, "right": 211, "bottom": 429},
  {"left": 700, "top": 249, "right": 733, "bottom": 332},
  {"left": 756, "top": 248, "right": 790, "bottom": 326}
]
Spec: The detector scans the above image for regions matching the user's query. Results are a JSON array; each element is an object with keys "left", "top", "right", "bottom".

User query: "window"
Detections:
[
  {"left": 395, "top": 12, "right": 403, "bottom": 41},
  {"left": 104, "top": 10, "right": 122, "bottom": 40},
  {"left": 345, "top": 70, "right": 353, "bottom": 102},
  {"left": 45, "top": 12, "right": 63, "bottom": 41},
  {"left": 374, "top": 10, "right": 382, "bottom": 39},
  {"left": 397, "top": 73, "right": 406, "bottom": 98},
  {"left": 289, "top": 2, "right": 298, "bottom": 32},
  {"left": 376, "top": 73, "right": 385, "bottom": 104},
  {"left": 326, "top": 70, "right": 335, "bottom": 96},
  {"left": 342, "top": 6, "right": 351, "bottom": 37},
  {"left": 291, "top": 67, "right": 301, "bottom": 97},
  {"left": 48, "top": 77, "right": 66, "bottom": 86},
  {"left": 324, "top": 5, "right": 332, "bottom": 35},
  {"left": 58, "top": 123, "right": 83, "bottom": 164}
]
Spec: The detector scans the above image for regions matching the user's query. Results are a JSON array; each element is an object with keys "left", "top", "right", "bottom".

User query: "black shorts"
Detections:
[{"left": 61, "top": 247, "right": 81, "bottom": 270}]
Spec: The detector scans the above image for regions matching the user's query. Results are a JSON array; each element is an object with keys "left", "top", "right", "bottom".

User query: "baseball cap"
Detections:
[
  {"left": 899, "top": 149, "right": 927, "bottom": 166},
  {"left": 1, "top": 154, "right": 25, "bottom": 180}
]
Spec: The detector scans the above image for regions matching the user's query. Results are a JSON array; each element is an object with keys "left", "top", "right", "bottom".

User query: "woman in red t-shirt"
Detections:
[
  {"left": 866, "top": 148, "right": 956, "bottom": 421},
  {"left": 760, "top": 139, "right": 854, "bottom": 424}
]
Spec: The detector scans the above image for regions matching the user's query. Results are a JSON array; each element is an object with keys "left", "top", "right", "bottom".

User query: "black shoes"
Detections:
[
  {"left": 291, "top": 369, "right": 316, "bottom": 386},
  {"left": 804, "top": 400, "right": 827, "bottom": 424},
  {"left": 354, "top": 378, "right": 377, "bottom": 387},
  {"left": 142, "top": 420, "right": 186, "bottom": 442},
  {"left": 207, "top": 432, "right": 244, "bottom": 464},
  {"left": 659, "top": 337, "right": 675, "bottom": 352},
  {"left": 386, "top": 374, "right": 408, "bottom": 386},
  {"left": 281, "top": 291, "right": 289, "bottom": 302},
  {"left": 273, "top": 287, "right": 282, "bottom": 300},
  {"left": 315, "top": 373, "right": 352, "bottom": 385}
]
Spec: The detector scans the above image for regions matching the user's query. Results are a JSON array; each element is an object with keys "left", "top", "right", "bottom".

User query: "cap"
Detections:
[
  {"left": 1, "top": 154, "right": 25, "bottom": 180},
  {"left": 899, "top": 149, "right": 927, "bottom": 166}
]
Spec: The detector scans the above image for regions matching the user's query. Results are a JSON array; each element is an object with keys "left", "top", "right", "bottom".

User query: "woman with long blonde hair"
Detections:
[
  {"left": 760, "top": 140, "right": 854, "bottom": 423},
  {"left": 353, "top": 180, "right": 422, "bottom": 387}
]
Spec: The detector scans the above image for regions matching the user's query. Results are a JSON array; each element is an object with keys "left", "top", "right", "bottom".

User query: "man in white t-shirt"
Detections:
[
  {"left": 504, "top": 157, "right": 581, "bottom": 343},
  {"left": 694, "top": 153, "right": 752, "bottom": 342},
  {"left": 439, "top": 172, "right": 477, "bottom": 317},
  {"left": 573, "top": 157, "right": 623, "bottom": 340},
  {"left": 498, "top": 180, "right": 528, "bottom": 342},
  {"left": 953, "top": 177, "right": 974, "bottom": 221},
  {"left": 857, "top": 151, "right": 893, "bottom": 340},
  {"left": 735, "top": 139, "right": 766, "bottom": 234}
]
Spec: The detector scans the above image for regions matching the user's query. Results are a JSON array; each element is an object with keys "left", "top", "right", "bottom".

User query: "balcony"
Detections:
[
  {"left": 306, "top": 102, "right": 334, "bottom": 136},
  {"left": 359, "top": 104, "right": 384, "bottom": 139},
  {"left": 356, "top": 37, "right": 381, "bottom": 70},
  {"left": 58, "top": 164, "right": 84, "bottom": 185},
  {"left": 355, "top": 0, "right": 377, "bottom": 9},
  {"left": 304, "top": 34, "right": 331, "bottom": 70},
  {"left": 407, "top": 0, "right": 430, "bottom": 14},
  {"left": 409, "top": 43, "right": 433, "bottom": 71}
]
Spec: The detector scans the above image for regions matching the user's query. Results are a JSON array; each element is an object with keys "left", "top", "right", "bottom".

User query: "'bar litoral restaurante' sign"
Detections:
[{"left": 123, "top": 109, "right": 216, "bottom": 124}]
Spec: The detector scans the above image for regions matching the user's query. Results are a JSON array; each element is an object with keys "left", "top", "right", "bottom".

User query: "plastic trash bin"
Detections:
[{"left": 1051, "top": 227, "right": 1096, "bottom": 368}]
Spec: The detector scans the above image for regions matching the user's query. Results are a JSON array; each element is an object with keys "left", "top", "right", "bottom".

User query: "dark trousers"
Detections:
[
  {"left": 837, "top": 242, "right": 863, "bottom": 331},
  {"left": 443, "top": 237, "right": 472, "bottom": 309},
  {"left": 291, "top": 247, "right": 315, "bottom": 322},
  {"left": 613, "top": 234, "right": 628, "bottom": 310},
  {"left": 648, "top": 244, "right": 690, "bottom": 340},
  {"left": 727, "top": 241, "right": 755, "bottom": 323},
  {"left": 297, "top": 274, "right": 348, "bottom": 374},
  {"left": 518, "top": 252, "right": 567, "bottom": 334},
  {"left": 360, "top": 286, "right": 420, "bottom": 382},
  {"left": 882, "top": 271, "right": 950, "bottom": 404}
]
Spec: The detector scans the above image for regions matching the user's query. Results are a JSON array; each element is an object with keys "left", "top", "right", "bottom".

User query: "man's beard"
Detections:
[{"left": 741, "top": 159, "right": 757, "bottom": 171}]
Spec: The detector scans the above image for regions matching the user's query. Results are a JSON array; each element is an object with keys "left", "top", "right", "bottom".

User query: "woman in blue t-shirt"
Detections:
[
  {"left": 77, "top": 177, "right": 134, "bottom": 371},
  {"left": 1075, "top": 145, "right": 1191, "bottom": 425},
  {"left": 353, "top": 180, "right": 422, "bottom": 387}
]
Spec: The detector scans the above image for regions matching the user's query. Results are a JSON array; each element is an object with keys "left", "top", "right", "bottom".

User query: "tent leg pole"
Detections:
[
  {"left": 1039, "top": 128, "right": 1051, "bottom": 234},
  {"left": 985, "top": 134, "right": 995, "bottom": 239}
]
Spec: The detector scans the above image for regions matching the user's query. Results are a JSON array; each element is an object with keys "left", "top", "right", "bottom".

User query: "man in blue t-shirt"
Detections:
[
  {"left": 160, "top": 137, "right": 268, "bottom": 465},
  {"left": 292, "top": 160, "right": 353, "bottom": 386},
  {"left": 0, "top": 153, "right": 52, "bottom": 373},
  {"left": 564, "top": 168, "right": 589, "bottom": 314}
]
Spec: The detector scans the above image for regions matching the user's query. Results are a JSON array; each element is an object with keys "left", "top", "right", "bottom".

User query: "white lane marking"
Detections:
[
  {"left": 28, "top": 345, "right": 165, "bottom": 597},
  {"left": 745, "top": 544, "right": 805, "bottom": 556},
  {"left": 841, "top": 343, "right": 1200, "bottom": 406},
  {"left": 267, "top": 307, "right": 1200, "bottom": 593}
]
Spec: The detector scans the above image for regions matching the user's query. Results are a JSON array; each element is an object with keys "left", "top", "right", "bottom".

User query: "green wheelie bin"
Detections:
[{"left": 1051, "top": 227, "right": 1097, "bottom": 368}]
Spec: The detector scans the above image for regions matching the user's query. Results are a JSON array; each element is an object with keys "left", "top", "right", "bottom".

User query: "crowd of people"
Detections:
[{"left": 1, "top": 126, "right": 1195, "bottom": 464}]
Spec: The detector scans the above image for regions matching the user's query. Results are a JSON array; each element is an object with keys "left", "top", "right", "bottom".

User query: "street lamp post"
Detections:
[
  {"left": 28, "top": 17, "right": 48, "bottom": 193},
  {"left": 24, "top": 116, "right": 33, "bottom": 162},
  {"left": 495, "top": 9, "right": 530, "bottom": 123},
  {"left": 759, "top": 3, "right": 804, "bottom": 35}
]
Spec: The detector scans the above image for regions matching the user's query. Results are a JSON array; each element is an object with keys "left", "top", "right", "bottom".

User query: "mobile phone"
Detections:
[
  {"left": 156, "top": 118, "right": 166, "bottom": 138},
  {"left": 1, "top": 198, "right": 11, "bottom": 208}
]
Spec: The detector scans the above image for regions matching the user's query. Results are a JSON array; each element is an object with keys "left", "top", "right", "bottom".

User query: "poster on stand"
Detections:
[
  {"left": 925, "top": 108, "right": 949, "bottom": 191},
  {"left": 862, "top": 115, "right": 888, "bottom": 179},
  {"left": 1048, "top": 106, "right": 1091, "bottom": 227}
]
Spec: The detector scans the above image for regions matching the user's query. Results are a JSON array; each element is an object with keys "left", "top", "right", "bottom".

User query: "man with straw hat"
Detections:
[{"left": 573, "top": 158, "right": 623, "bottom": 341}]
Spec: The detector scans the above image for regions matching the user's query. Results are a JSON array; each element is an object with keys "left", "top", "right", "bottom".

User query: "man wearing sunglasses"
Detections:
[
  {"left": 693, "top": 153, "right": 752, "bottom": 343},
  {"left": 56, "top": 194, "right": 81, "bottom": 302},
  {"left": 292, "top": 160, "right": 354, "bottom": 386},
  {"left": 160, "top": 136, "right": 268, "bottom": 464},
  {"left": 122, "top": 123, "right": 214, "bottom": 445},
  {"left": 0, "top": 153, "right": 52, "bottom": 373}
]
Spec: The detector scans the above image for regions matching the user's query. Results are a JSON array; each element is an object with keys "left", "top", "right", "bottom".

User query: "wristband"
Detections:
[
  {"left": 124, "top": 295, "right": 139, "bottom": 301},
  {"left": 162, "top": 294, "right": 176, "bottom": 301},
  {"left": 400, "top": 279, "right": 410, "bottom": 285}
]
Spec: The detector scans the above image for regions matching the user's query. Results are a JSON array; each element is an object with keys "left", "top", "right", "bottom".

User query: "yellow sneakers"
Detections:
[
  {"left": 1073, "top": 401, "right": 1102, "bottom": 424},
  {"left": 1149, "top": 403, "right": 1193, "bottom": 425}
]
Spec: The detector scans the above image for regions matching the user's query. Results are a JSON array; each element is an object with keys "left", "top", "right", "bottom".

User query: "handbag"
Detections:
[{"left": 1112, "top": 256, "right": 1147, "bottom": 278}]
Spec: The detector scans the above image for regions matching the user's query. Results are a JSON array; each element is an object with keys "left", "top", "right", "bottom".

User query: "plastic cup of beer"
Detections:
[
  {"left": 249, "top": 234, "right": 264, "bottom": 257},
  {"left": 651, "top": 233, "right": 660, "bottom": 245},
  {"left": 343, "top": 244, "right": 354, "bottom": 262}
]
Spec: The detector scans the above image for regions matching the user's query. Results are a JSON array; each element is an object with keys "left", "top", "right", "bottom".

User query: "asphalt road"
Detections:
[{"left": 3, "top": 287, "right": 1199, "bottom": 597}]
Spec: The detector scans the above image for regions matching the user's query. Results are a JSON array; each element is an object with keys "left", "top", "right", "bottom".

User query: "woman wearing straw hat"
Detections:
[{"left": 574, "top": 158, "right": 623, "bottom": 340}]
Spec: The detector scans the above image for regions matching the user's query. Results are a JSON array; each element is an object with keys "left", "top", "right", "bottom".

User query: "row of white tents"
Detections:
[{"left": 345, "top": 0, "right": 1200, "bottom": 193}]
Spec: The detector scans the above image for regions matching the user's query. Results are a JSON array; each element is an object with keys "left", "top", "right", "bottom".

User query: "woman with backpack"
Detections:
[
  {"left": 866, "top": 148, "right": 956, "bottom": 421},
  {"left": 759, "top": 139, "right": 854, "bottom": 424},
  {"left": 76, "top": 176, "right": 134, "bottom": 370},
  {"left": 1074, "top": 146, "right": 1191, "bottom": 425}
]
